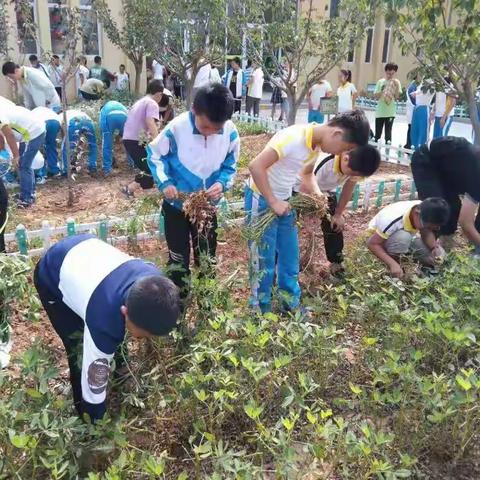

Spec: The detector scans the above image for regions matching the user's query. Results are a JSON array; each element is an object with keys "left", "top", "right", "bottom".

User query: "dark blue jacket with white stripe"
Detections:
[{"left": 36, "top": 234, "right": 161, "bottom": 421}]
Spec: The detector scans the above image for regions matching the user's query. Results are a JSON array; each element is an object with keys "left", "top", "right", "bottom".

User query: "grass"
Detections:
[{"left": 1, "top": 243, "right": 480, "bottom": 479}]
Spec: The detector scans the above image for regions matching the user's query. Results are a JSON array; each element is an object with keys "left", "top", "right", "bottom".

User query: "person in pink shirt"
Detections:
[{"left": 122, "top": 80, "right": 164, "bottom": 197}]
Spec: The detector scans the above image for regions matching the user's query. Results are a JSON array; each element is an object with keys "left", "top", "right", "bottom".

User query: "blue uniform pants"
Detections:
[
  {"left": 100, "top": 112, "right": 129, "bottom": 173},
  {"left": 411, "top": 105, "right": 430, "bottom": 150},
  {"left": 432, "top": 116, "right": 453, "bottom": 139},
  {"left": 19, "top": 133, "right": 45, "bottom": 203},
  {"left": 245, "top": 186, "right": 301, "bottom": 313},
  {"left": 307, "top": 110, "right": 325, "bottom": 124},
  {"left": 62, "top": 117, "right": 97, "bottom": 173},
  {"left": 37, "top": 119, "right": 61, "bottom": 178}
]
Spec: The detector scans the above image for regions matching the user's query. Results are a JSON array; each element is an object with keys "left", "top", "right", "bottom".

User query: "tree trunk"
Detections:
[
  {"left": 464, "top": 81, "right": 480, "bottom": 145},
  {"left": 61, "top": 82, "right": 74, "bottom": 207},
  {"left": 185, "top": 77, "right": 195, "bottom": 109},
  {"left": 287, "top": 91, "right": 297, "bottom": 126},
  {"left": 134, "top": 61, "right": 143, "bottom": 95}
]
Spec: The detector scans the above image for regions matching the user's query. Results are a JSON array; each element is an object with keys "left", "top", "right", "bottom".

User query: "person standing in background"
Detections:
[
  {"left": 75, "top": 57, "right": 89, "bottom": 98},
  {"left": 115, "top": 64, "right": 130, "bottom": 92},
  {"left": 307, "top": 79, "right": 333, "bottom": 123},
  {"left": 410, "top": 82, "right": 435, "bottom": 150},
  {"left": 2, "top": 61, "right": 60, "bottom": 111},
  {"left": 152, "top": 59, "right": 166, "bottom": 81},
  {"left": 243, "top": 60, "right": 253, "bottom": 101},
  {"left": 225, "top": 58, "right": 243, "bottom": 114},
  {"left": 29, "top": 55, "right": 50, "bottom": 78},
  {"left": 374, "top": 63, "right": 402, "bottom": 144},
  {"left": 89, "top": 56, "right": 115, "bottom": 89},
  {"left": 404, "top": 76, "right": 418, "bottom": 148},
  {"left": 246, "top": 62, "right": 264, "bottom": 117},
  {"left": 431, "top": 79, "right": 456, "bottom": 139},
  {"left": 336, "top": 69, "right": 357, "bottom": 114},
  {"left": 270, "top": 72, "right": 283, "bottom": 121},
  {"left": 48, "top": 55, "right": 64, "bottom": 100}
]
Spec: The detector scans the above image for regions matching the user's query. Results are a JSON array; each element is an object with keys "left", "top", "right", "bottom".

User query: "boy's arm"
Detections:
[
  {"left": 1, "top": 125, "right": 20, "bottom": 168},
  {"left": 249, "top": 147, "right": 290, "bottom": 216},
  {"left": 373, "top": 80, "right": 383, "bottom": 100},
  {"left": 298, "top": 160, "right": 323, "bottom": 197},
  {"left": 367, "top": 232, "right": 404, "bottom": 278},
  {"left": 331, "top": 178, "right": 357, "bottom": 232},
  {"left": 145, "top": 117, "right": 159, "bottom": 139},
  {"left": 208, "top": 129, "right": 239, "bottom": 201},
  {"left": 147, "top": 129, "right": 177, "bottom": 199},
  {"left": 459, "top": 196, "right": 480, "bottom": 247}
]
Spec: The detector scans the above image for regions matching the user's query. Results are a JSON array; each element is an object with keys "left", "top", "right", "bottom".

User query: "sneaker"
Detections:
[
  {"left": 35, "top": 177, "right": 47, "bottom": 185},
  {"left": 15, "top": 199, "right": 33, "bottom": 209},
  {"left": 47, "top": 171, "right": 62, "bottom": 178}
]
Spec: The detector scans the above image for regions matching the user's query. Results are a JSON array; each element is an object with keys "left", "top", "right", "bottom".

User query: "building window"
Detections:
[
  {"left": 382, "top": 28, "right": 391, "bottom": 63},
  {"left": 330, "top": 0, "right": 340, "bottom": 18},
  {"left": 364, "top": 27, "right": 374, "bottom": 63},
  {"left": 16, "top": 0, "right": 37, "bottom": 55},
  {"left": 80, "top": 0, "right": 100, "bottom": 55},
  {"left": 48, "top": 1, "right": 67, "bottom": 55}
]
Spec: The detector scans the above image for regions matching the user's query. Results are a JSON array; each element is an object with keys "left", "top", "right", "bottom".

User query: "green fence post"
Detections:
[
  {"left": 375, "top": 181, "right": 385, "bottom": 208},
  {"left": 98, "top": 215, "right": 108, "bottom": 241},
  {"left": 351, "top": 184, "right": 360, "bottom": 211},
  {"left": 394, "top": 179, "right": 402, "bottom": 202},
  {"left": 410, "top": 181, "right": 417, "bottom": 200},
  {"left": 15, "top": 224, "right": 28, "bottom": 255},
  {"left": 66, "top": 217, "right": 76, "bottom": 236},
  {"left": 397, "top": 145, "right": 403, "bottom": 163}
]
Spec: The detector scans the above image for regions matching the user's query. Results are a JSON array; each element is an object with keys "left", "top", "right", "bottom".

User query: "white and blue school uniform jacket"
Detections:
[
  {"left": 411, "top": 87, "right": 434, "bottom": 150},
  {"left": 36, "top": 234, "right": 161, "bottom": 421},
  {"left": 147, "top": 111, "right": 239, "bottom": 209}
]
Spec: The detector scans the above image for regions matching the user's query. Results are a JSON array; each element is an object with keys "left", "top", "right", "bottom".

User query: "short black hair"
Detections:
[
  {"left": 2, "top": 61, "right": 19, "bottom": 76},
  {"left": 193, "top": 83, "right": 234, "bottom": 123},
  {"left": 385, "top": 62, "right": 398, "bottom": 72},
  {"left": 147, "top": 79, "right": 164, "bottom": 95},
  {"left": 247, "top": 59, "right": 252, "bottom": 67},
  {"left": 52, "top": 54, "right": 60, "bottom": 60},
  {"left": 158, "top": 93, "right": 171, "bottom": 107},
  {"left": 29, "top": 54, "right": 38, "bottom": 62},
  {"left": 419, "top": 197, "right": 450, "bottom": 226},
  {"left": 119, "top": 64, "right": 125, "bottom": 68},
  {"left": 94, "top": 55, "right": 102, "bottom": 64},
  {"left": 347, "top": 145, "right": 381, "bottom": 176},
  {"left": 328, "top": 109, "right": 370, "bottom": 146},
  {"left": 126, "top": 275, "right": 181, "bottom": 336},
  {"left": 231, "top": 57, "right": 241, "bottom": 66}
]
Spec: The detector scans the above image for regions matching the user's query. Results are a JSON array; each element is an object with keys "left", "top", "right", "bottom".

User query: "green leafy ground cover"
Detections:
[{"left": 1, "top": 243, "right": 479, "bottom": 479}]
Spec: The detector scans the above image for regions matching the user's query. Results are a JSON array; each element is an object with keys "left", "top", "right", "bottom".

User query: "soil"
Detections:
[{"left": 4, "top": 134, "right": 413, "bottom": 380}]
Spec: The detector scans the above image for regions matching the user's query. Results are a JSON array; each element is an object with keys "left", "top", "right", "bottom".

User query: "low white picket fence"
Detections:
[{"left": 6, "top": 177, "right": 416, "bottom": 257}]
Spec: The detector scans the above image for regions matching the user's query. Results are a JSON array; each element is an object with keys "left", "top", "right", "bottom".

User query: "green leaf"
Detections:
[
  {"left": 25, "top": 388, "right": 43, "bottom": 398},
  {"left": 455, "top": 375, "right": 472, "bottom": 391},
  {"left": 349, "top": 383, "right": 363, "bottom": 395},
  {"left": 8, "top": 430, "right": 30, "bottom": 449},
  {"left": 244, "top": 400, "right": 264, "bottom": 421}
]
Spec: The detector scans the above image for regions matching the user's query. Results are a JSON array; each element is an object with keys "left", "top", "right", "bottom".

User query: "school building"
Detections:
[
  {"left": 0, "top": 0, "right": 416, "bottom": 101},
  {"left": 0, "top": 0, "right": 145, "bottom": 99},
  {"left": 312, "top": 0, "right": 415, "bottom": 93}
]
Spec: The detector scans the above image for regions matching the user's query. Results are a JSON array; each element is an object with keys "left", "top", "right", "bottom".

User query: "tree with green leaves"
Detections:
[
  {"left": 384, "top": 0, "right": 480, "bottom": 144},
  {"left": 92, "top": 0, "right": 160, "bottom": 94},
  {"left": 149, "top": 0, "right": 227, "bottom": 107},
  {"left": 239, "top": 0, "right": 376, "bottom": 125}
]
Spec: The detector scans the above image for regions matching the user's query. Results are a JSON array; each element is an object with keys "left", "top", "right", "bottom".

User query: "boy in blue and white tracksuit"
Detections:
[
  {"left": 99, "top": 100, "right": 131, "bottom": 174},
  {"left": 59, "top": 110, "right": 97, "bottom": 174},
  {"left": 410, "top": 86, "right": 434, "bottom": 150},
  {"left": 432, "top": 89, "right": 455, "bottom": 139},
  {"left": 147, "top": 85, "right": 239, "bottom": 296},
  {"left": 34, "top": 234, "right": 180, "bottom": 422},
  {"left": 32, "top": 106, "right": 62, "bottom": 178}
]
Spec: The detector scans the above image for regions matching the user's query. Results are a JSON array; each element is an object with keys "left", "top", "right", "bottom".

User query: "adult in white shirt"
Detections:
[
  {"left": 431, "top": 79, "right": 456, "bottom": 139},
  {"left": 336, "top": 69, "right": 357, "bottom": 113},
  {"left": 307, "top": 79, "right": 333, "bottom": 123},
  {"left": 2, "top": 61, "right": 60, "bottom": 111},
  {"left": 410, "top": 83, "right": 435, "bottom": 150},
  {"left": 47, "top": 55, "right": 64, "bottom": 100},
  {"left": 152, "top": 59, "right": 166, "bottom": 81},
  {"left": 75, "top": 56, "right": 89, "bottom": 97},
  {"left": 0, "top": 105, "right": 46, "bottom": 207},
  {"left": 246, "top": 62, "right": 264, "bottom": 117}
]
